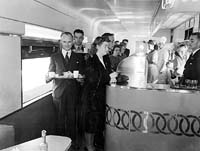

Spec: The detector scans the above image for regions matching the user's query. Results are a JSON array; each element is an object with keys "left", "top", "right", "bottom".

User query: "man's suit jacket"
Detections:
[
  {"left": 48, "top": 50, "right": 85, "bottom": 99},
  {"left": 183, "top": 49, "right": 200, "bottom": 85},
  {"left": 124, "top": 48, "right": 130, "bottom": 57},
  {"left": 71, "top": 44, "right": 84, "bottom": 53}
]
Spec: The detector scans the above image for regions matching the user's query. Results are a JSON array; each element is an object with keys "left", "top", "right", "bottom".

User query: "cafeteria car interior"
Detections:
[{"left": 1, "top": 0, "right": 200, "bottom": 151}]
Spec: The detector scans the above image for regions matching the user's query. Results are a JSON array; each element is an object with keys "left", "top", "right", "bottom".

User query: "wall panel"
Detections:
[{"left": 0, "top": 35, "right": 21, "bottom": 118}]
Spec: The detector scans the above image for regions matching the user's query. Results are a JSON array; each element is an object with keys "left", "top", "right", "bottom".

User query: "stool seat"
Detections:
[{"left": 0, "top": 124, "right": 15, "bottom": 150}]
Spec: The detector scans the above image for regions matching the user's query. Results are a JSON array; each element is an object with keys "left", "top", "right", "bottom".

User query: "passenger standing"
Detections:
[
  {"left": 72, "top": 29, "right": 84, "bottom": 53},
  {"left": 101, "top": 33, "right": 115, "bottom": 73},
  {"left": 109, "top": 45, "right": 121, "bottom": 71},
  {"left": 147, "top": 44, "right": 159, "bottom": 83},
  {"left": 119, "top": 42, "right": 127, "bottom": 61},
  {"left": 122, "top": 39, "right": 130, "bottom": 57},
  {"left": 173, "top": 44, "right": 188, "bottom": 77},
  {"left": 81, "top": 36, "right": 118, "bottom": 151},
  {"left": 182, "top": 32, "right": 200, "bottom": 86},
  {"left": 157, "top": 37, "right": 168, "bottom": 73},
  {"left": 46, "top": 32, "right": 85, "bottom": 149}
]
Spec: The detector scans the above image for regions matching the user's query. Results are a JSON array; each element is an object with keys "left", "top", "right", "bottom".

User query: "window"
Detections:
[
  {"left": 22, "top": 57, "right": 52, "bottom": 102},
  {"left": 25, "top": 24, "right": 61, "bottom": 40},
  {"left": 22, "top": 24, "right": 61, "bottom": 103},
  {"left": 184, "top": 27, "right": 193, "bottom": 40}
]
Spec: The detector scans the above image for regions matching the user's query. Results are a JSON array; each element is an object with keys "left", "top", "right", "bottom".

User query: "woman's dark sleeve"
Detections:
[{"left": 85, "top": 57, "right": 99, "bottom": 84}]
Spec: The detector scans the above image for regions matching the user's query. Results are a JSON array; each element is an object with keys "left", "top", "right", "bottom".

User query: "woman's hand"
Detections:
[
  {"left": 109, "top": 72, "right": 118, "bottom": 84},
  {"left": 109, "top": 72, "right": 118, "bottom": 79}
]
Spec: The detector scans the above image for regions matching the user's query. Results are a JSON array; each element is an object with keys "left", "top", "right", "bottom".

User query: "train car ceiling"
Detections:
[
  {"left": 1, "top": 0, "right": 199, "bottom": 40},
  {"left": 151, "top": 0, "right": 200, "bottom": 37}
]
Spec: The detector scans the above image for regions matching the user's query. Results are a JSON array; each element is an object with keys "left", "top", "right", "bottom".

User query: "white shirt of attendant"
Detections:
[
  {"left": 191, "top": 48, "right": 200, "bottom": 56},
  {"left": 62, "top": 48, "right": 71, "bottom": 58},
  {"left": 74, "top": 44, "right": 83, "bottom": 53}
]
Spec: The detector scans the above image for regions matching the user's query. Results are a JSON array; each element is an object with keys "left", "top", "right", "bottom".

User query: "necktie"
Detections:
[
  {"left": 77, "top": 46, "right": 81, "bottom": 52},
  {"left": 65, "top": 52, "right": 69, "bottom": 63}
]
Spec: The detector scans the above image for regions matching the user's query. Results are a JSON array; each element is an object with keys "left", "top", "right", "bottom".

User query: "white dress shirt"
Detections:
[
  {"left": 192, "top": 48, "right": 200, "bottom": 56},
  {"left": 62, "top": 49, "right": 72, "bottom": 58}
]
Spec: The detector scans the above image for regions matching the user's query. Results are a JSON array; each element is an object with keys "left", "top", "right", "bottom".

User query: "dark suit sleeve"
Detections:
[
  {"left": 85, "top": 57, "right": 110, "bottom": 86},
  {"left": 49, "top": 55, "right": 56, "bottom": 72},
  {"left": 84, "top": 57, "right": 98, "bottom": 83},
  {"left": 103, "top": 54, "right": 112, "bottom": 73},
  {"left": 197, "top": 58, "right": 200, "bottom": 84},
  {"left": 77, "top": 54, "right": 85, "bottom": 75}
]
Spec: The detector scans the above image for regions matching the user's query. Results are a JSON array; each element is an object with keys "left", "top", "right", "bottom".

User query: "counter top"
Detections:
[{"left": 109, "top": 84, "right": 200, "bottom": 94}]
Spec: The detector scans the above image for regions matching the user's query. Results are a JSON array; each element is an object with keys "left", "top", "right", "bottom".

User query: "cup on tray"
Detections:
[
  {"left": 73, "top": 70, "right": 79, "bottom": 78},
  {"left": 63, "top": 72, "right": 69, "bottom": 77},
  {"left": 48, "top": 72, "right": 55, "bottom": 78}
]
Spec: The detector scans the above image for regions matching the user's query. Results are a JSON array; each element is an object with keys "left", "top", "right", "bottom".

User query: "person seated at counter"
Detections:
[
  {"left": 173, "top": 43, "right": 188, "bottom": 77},
  {"left": 147, "top": 41, "right": 159, "bottom": 83},
  {"left": 181, "top": 32, "right": 200, "bottom": 86},
  {"left": 156, "top": 43, "right": 175, "bottom": 84}
]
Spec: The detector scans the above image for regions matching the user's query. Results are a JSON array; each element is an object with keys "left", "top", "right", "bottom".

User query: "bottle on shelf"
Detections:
[{"left": 39, "top": 130, "right": 48, "bottom": 151}]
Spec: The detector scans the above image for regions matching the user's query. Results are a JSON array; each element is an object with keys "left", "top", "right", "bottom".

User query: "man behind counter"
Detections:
[{"left": 182, "top": 32, "right": 200, "bottom": 86}]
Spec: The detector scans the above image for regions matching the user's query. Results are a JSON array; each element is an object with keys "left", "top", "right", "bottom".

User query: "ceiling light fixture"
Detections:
[
  {"left": 162, "top": 0, "right": 176, "bottom": 9},
  {"left": 117, "top": 15, "right": 150, "bottom": 19},
  {"left": 115, "top": 12, "right": 133, "bottom": 15}
]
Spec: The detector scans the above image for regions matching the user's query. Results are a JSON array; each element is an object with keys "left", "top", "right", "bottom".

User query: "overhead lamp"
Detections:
[
  {"left": 117, "top": 15, "right": 150, "bottom": 19},
  {"left": 99, "top": 18, "right": 120, "bottom": 22},
  {"left": 115, "top": 12, "right": 133, "bottom": 15},
  {"left": 162, "top": 0, "right": 176, "bottom": 9}
]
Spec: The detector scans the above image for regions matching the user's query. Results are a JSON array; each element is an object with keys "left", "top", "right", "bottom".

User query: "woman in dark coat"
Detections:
[{"left": 81, "top": 36, "right": 118, "bottom": 151}]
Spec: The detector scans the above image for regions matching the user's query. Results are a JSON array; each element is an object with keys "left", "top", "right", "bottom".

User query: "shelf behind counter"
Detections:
[{"left": 105, "top": 84, "right": 200, "bottom": 151}]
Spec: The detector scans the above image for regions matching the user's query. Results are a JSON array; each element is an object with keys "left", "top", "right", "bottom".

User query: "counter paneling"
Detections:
[{"left": 105, "top": 85, "right": 200, "bottom": 151}]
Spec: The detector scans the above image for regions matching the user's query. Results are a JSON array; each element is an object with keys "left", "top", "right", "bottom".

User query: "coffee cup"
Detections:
[
  {"left": 63, "top": 72, "right": 69, "bottom": 77},
  {"left": 48, "top": 72, "right": 55, "bottom": 78},
  {"left": 73, "top": 70, "right": 79, "bottom": 78}
]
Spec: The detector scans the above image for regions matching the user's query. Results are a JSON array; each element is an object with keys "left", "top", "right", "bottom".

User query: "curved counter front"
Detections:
[{"left": 105, "top": 85, "right": 200, "bottom": 151}]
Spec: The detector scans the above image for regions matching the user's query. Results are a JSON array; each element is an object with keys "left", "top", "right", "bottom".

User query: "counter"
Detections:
[
  {"left": 1, "top": 135, "right": 71, "bottom": 151},
  {"left": 105, "top": 85, "right": 200, "bottom": 151}
]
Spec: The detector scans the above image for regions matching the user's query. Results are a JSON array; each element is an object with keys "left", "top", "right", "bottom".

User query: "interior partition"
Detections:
[
  {"left": 0, "top": 94, "right": 56, "bottom": 146},
  {"left": 106, "top": 85, "right": 200, "bottom": 151}
]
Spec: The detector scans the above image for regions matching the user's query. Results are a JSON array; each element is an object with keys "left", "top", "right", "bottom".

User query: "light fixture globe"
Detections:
[{"left": 162, "top": 0, "right": 176, "bottom": 9}]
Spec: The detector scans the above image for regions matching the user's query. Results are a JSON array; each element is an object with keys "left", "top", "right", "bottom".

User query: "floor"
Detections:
[
  {"left": 69, "top": 146, "right": 104, "bottom": 151},
  {"left": 68, "top": 134, "right": 104, "bottom": 151}
]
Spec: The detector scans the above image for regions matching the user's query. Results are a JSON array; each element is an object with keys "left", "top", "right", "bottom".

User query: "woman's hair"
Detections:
[
  {"left": 174, "top": 43, "right": 187, "bottom": 58},
  {"left": 90, "top": 36, "right": 110, "bottom": 54},
  {"left": 113, "top": 45, "right": 120, "bottom": 51},
  {"left": 154, "top": 44, "right": 158, "bottom": 50},
  {"left": 110, "top": 44, "right": 120, "bottom": 55},
  {"left": 148, "top": 39, "right": 154, "bottom": 45}
]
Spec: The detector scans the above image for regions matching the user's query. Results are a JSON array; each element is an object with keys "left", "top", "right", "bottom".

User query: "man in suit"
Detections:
[
  {"left": 46, "top": 32, "right": 85, "bottom": 148},
  {"left": 122, "top": 39, "right": 130, "bottom": 57},
  {"left": 72, "top": 29, "right": 85, "bottom": 53},
  {"left": 101, "top": 33, "right": 115, "bottom": 73},
  {"left": 182, "top": 32, "right": 200, "bottom": 86}
]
